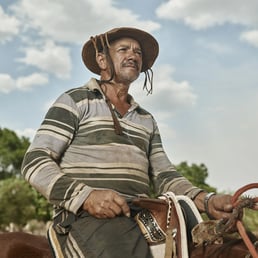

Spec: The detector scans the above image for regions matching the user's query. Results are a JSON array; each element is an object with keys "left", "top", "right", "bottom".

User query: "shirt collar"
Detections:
[{"left": 85, "top": 78, "right": 140, "bottom": 110}]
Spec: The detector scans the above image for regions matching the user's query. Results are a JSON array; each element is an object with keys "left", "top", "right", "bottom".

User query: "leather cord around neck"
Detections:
[{"left": 105, "top": 97, "right": 123, "bottom": 135}]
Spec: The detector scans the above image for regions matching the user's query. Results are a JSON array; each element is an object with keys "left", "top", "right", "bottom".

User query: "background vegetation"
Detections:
[{"left": 0, "top": 127, "right": 257, "bottom": 234}]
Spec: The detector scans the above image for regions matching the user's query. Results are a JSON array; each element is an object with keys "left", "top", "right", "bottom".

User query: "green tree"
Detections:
[
  {"left": 0, "top": 127, "right": 30, "bottom": 179},
  {"left": 32, "top": 188, "right": 52, "bottom": 222},
  {"left": 176, "top": 161, "right": 217, "bottom": 192},
  {"left": 0, "top": 178, "right": 36, "bottom": 227},
  {"left": 0, "top": 127, "right": 52, "bottom": 227},
  {"left": 0, "top": 178, "right": 52, "bottom": 228}
]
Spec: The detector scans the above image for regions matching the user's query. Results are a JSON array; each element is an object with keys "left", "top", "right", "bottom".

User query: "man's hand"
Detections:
[
  {"left": 194, "top": 192, "right": 233, "bottom": 220},
  {"left": 207, "top": 194, "right": 233, "bottom": 219},
  {"left": 82, "top": 190, "right": 131, "bottom": 219}
]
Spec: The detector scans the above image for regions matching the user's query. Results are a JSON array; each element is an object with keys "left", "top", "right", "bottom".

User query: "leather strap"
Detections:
[{"left": 231, "top": 183, "right": 258, "bottom": 258}]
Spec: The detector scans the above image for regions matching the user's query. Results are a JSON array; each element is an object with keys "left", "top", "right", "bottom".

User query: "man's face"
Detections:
[{"left": 108, "top": 37, "right": 143, "bottom": 84}]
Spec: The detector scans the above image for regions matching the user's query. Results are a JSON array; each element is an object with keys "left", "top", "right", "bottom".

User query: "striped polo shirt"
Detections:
[{"left": 22, "top": 78, "right": 201, "bottom": 214}]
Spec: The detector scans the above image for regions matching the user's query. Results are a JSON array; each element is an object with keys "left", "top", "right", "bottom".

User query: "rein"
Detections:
[
  {"left": 231, "top": 183, "right": 258, "bottom": 258},
  {"left": 216, "top": 183, "right": 258, "bottom": 258}
]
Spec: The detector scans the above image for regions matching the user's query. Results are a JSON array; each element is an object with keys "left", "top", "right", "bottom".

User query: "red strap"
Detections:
[
  {"left": 231, "top": 183, "right": 258, "bottom": 258},
  {"left": 232, "top": 183, "right": 258, "bottom": 204}
]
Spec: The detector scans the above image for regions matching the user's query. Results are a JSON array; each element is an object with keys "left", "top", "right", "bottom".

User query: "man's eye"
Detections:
[
  {"left": 135, "top": 50, "right": 142, "bottom": 55},
  {"left": 118, "top": 48, "right": 127, "bottom": 51}
]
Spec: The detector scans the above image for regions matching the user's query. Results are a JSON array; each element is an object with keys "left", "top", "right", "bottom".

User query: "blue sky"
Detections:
[{"left": 0, "top": 0, "right": 258, "bottom": 194}]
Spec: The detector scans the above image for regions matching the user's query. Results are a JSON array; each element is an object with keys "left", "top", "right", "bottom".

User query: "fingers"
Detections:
[
  {"left": 113, "top": 195, "right": 131, "bottom": 217},
  {"left": 224, "top": 203, "right": 233, "bottom": 212},
  {"left": 209, "top": 194, "right": 233, "bottom": 219},
  {"left": 213, "top": 210, "right": 232, "bottom": 220},
  {"left": 99, "top": 199, "right": 124, "bottom": 218},
  {"left": 83, "top": 190, "right": 130, "bottom": 219},
  {"left": 99, "top": 201, "right": 119, "bottom": 218},
  {"left": 99, "top": 193, "right": 130, "bottom": 218}
]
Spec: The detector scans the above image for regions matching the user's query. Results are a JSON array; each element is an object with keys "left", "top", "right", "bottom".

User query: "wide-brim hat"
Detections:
[{"left": 82, "top": 27, "right": 159, "bottom": 74}]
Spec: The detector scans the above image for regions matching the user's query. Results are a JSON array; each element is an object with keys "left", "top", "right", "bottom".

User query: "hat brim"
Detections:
[{"left": 82, "top": 27, "right": 159, "bottom": 75}]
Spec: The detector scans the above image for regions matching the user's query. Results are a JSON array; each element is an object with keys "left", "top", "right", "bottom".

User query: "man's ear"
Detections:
[{"left": 96, "top": 53, "right": 107, "bottom": 70}]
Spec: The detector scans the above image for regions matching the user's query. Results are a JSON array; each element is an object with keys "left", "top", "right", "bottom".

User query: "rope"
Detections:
[{"left": 163, "top": 193, "right": 178, "bottom": 258}]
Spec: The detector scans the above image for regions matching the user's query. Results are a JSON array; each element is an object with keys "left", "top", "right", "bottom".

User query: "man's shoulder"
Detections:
[
  {"left": 65, "top": 78, "right": 102, "bottom": 102},
  {"left": 136, "top": 105, "right": 153, "bottom": 117}
]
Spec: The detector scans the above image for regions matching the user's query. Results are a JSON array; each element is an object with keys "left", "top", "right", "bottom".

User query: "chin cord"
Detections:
[{"left": 143, "top": 68, "right": 153, "bottom": 95}]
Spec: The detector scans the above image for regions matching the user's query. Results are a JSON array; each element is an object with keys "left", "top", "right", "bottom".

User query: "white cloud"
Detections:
[
  {"left": 11, "top": 0, "right": 160, "bottom": 44},
  {"left": 3, "top": 0, "right": 160, "bottom": 85},
  {"left": 156, "top": 0, "right": 258, "bottom": 30},
  {"left": 16, "top": 128, "right": 36, "bottom": 140},
  {"left": 240, "top": 30, "right": 258, "bottom": 48},
  {"left": 0, "top": 73, "right": 48, "bottom": 94},
  {"left": 18, "top": 41, "right": 72, "bottom": 79},
  {"left": 0, "top": 74, "right": 16, "bottom": 93},
  {"left": 131, "top": 64, "right": 197, "bottom": 113},
  {"left": 195, "top": 38, "right": 233, "bottom": 54},
  {"left": 0, "top": 5, "right": 20, "bottom": 43},
  {"left": 129, "top": 64, "right": 197, "bottom": 156},
  {"left": 16, "top": 73, "right": 49, "bottom": 91}
]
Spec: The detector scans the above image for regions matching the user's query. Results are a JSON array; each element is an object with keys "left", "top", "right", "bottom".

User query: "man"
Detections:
[{"left": 22, "top": 27, "right": 233, "bottom": 258}]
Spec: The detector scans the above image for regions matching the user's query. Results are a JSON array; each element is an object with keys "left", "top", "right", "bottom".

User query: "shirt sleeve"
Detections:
[
  {"left": 148, "top": 120, "right": 203, "bottom": 199},
  {"left": 21, "top": 92, "right": 93, "bottom": 214}
]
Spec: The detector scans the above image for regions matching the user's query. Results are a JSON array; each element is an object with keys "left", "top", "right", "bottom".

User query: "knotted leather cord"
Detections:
[
  {"left": 104, "top": 32, "right": 111, "bottom": 48},
  {"left": 90, "top": 35, "right": 115, "bottom": 83},
  {"left": 90, "top": 36, "right": 98, "bottom": 54},
  {"left": 105, "top": 97, "right": 123, "bottom": 135},
  {"left": 97, "top": 81, "right": 123, "bottom": 136},
  {"left": 100, "top": 34, "right": 105, "bottom": 49}
]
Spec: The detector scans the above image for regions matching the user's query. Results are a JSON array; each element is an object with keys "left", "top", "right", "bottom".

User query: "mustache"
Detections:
[{"left": 122, "top": 60, "right": 139, "bottom": 70}]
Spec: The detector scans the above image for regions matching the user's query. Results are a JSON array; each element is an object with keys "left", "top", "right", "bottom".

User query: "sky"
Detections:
[{"left": 0, "top": 0, "right": 258, "bottom": 194}]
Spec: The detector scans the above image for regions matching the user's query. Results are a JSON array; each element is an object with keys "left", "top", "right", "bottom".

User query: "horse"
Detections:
[
  {"left": 0, "top": 230, "right": 257, "bottom": 258},
  {"left": 189, "top": 232, "right": 258, "bottom": 258},
  {"left": 0, "top": 231, "right": 52, "bottom": 258}
]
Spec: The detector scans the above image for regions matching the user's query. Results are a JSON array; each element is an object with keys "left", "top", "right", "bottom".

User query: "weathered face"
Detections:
[{"left": 108, "top": 37, "right": 143, "bottom": 84}]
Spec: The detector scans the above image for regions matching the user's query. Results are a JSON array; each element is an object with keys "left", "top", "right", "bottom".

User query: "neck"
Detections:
[
  {"left": 100, "top": 82, "right": 131, "bottom": 117},
  {"left": 100, "top": 81, "right": 129, "bottom": 103}
]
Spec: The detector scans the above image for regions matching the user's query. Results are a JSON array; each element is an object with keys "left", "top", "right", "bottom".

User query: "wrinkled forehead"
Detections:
[{"left": 109, "top": 37, "right": 142, "bottom": 49}]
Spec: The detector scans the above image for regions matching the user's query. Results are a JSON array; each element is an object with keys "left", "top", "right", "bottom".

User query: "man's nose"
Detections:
[
  {"left": 127, "top": 49, "right": 137, "bottom": 59},
  {"left": 128, "top": 50, "right": 142, "bottom": 64}
]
